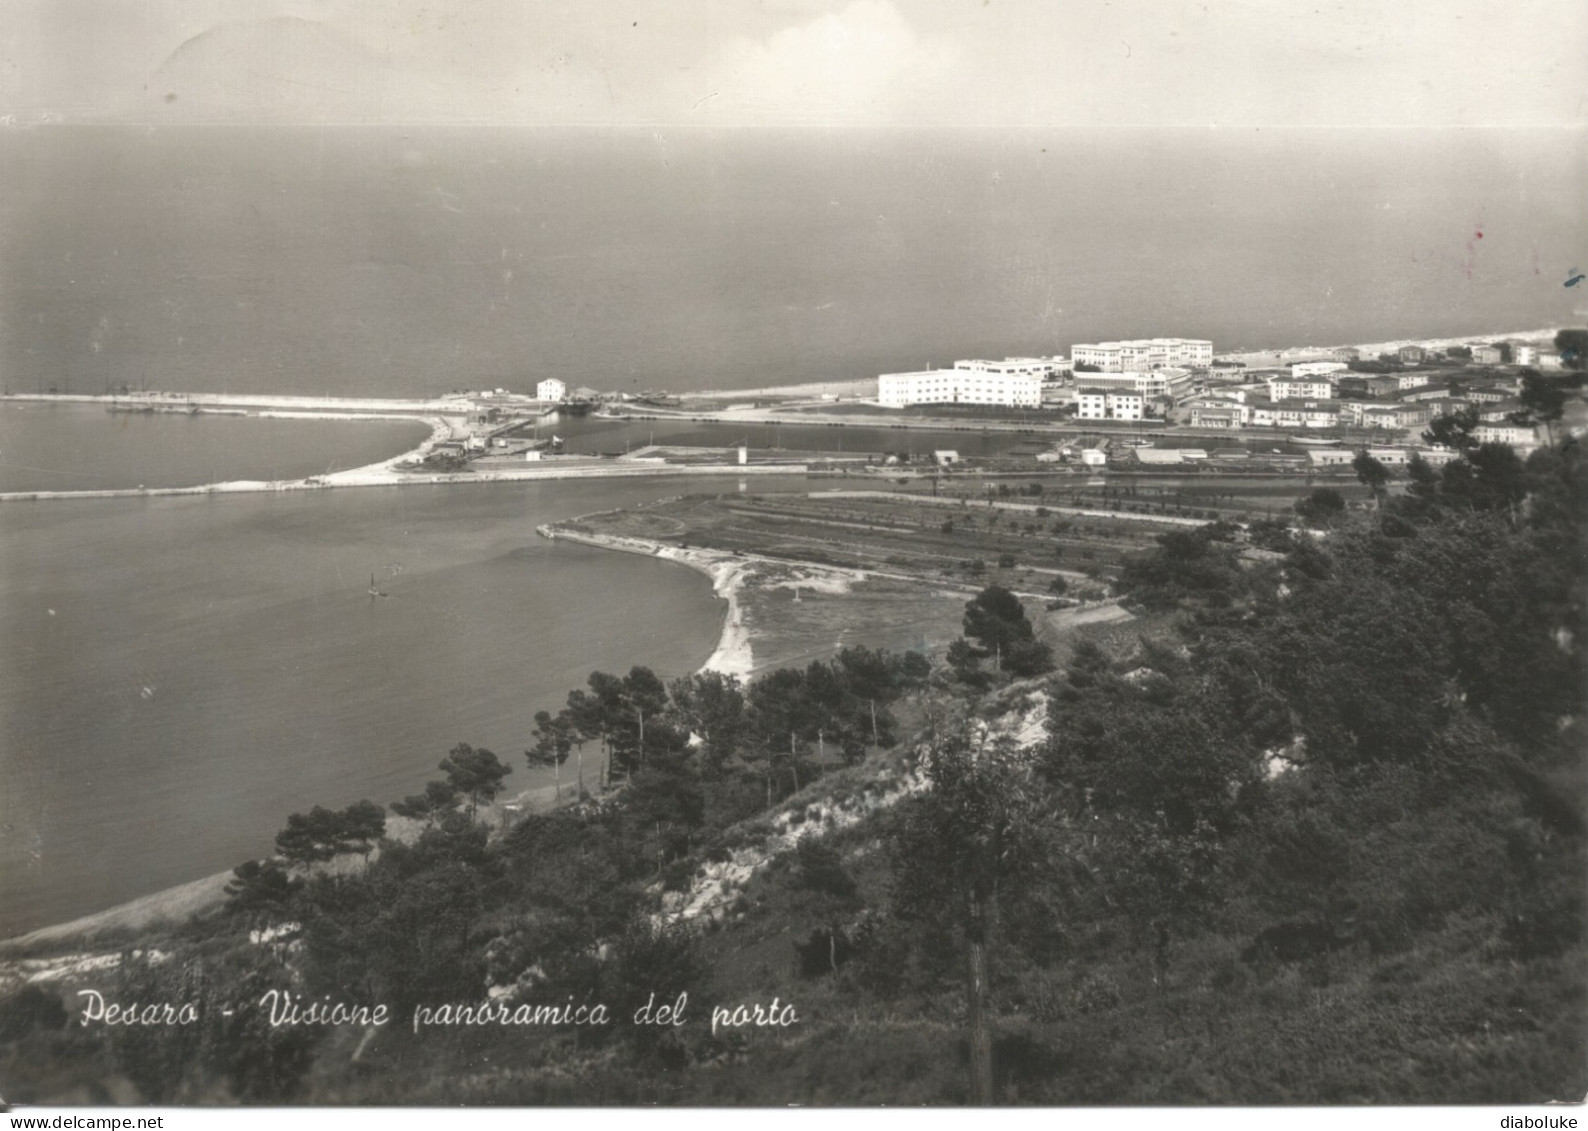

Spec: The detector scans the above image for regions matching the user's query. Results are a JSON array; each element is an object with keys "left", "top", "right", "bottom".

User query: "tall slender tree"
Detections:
[{"left": 893, "top": 718, "right": 1044, "bottom": 1103}]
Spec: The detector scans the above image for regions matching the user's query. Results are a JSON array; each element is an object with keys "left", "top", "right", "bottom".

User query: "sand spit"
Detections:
[
  {"left": 2, "top": 391, "right": 476, "bottom": 414},
  {"left": 674, "top": 378, "right": 879, "bottom": 401},
  {"left": 0, "top": 450, "right": 806, "bottom": 503},
  {"left": 537, "top": 524, "right": 879, "bottom": 680}
]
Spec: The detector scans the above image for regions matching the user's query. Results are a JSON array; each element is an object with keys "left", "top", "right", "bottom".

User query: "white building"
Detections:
[
  {"left": 1187, "top": 402, "right": 1249, "bottom": 428},
  {"left": 1249, "top": 399, "right": 1342, "bottom": 430},
  {"left": 1473, "top": 422, "right": 1540, "bottom": 448},
  {"left": 1267, "top": 378, "right": 1335, "bottom": 401},
  {"left": 1075, "top": 388, "right": 1145, "bottom": 421},
  {"left": 1068, "top": 369, "right": 1194, "bottom": 400},
  {"left": 877, "top": 368, "right": 1044, "bottom": 409},
  {"left": 1071, "top": 338, "right": 1213, "bottom": 372},
  {"left": 1358, "top": 406, "right": 1408, "bottom": 431},
  {"left": 1307, "top": 449, "right": 1357, "bottom": 467},
  {"left": 953, "top": 357, "right": 1062, "bottom": 378},
  {"left": 1291, "top": 361, "right": 1349, "bottom": 378},
  {"left": 536, "top": 378, "right": 567, "bottom": 402}
]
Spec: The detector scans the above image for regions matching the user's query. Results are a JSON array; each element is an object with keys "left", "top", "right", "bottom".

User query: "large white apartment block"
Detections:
[
  {"left": 953, "top": 357, "right": 1063, "bottom": 378},
  {"left": 1075, "top": 388, "right": 1145, "bottom": 421},
  {"left": 536, "top": 378, "right": 567, "bottom": 401},
  {"left": 1267, "top": 378, "right": 1334, "bottom": 401},
  {"left": 1071, "top": 369, "right": 1196, "bottom": 400},
  {"left": 877, "top": 368, "right": 1044, "bottom": 409},
  {"left": 1070, "top": 338, "right": 1214, "bottom": 372}
]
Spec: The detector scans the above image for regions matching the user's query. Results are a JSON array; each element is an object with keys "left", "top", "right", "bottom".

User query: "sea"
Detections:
[{"left": 1, "top": 123, "right": 1583, "bottom": 936}]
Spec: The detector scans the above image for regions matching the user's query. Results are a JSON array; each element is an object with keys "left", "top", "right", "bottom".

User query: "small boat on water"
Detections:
[{"left": 1288, "top": 434, "right": 1344, "bottom": 447}]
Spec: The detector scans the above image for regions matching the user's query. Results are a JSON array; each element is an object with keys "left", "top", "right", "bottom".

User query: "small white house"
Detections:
[{"left": 536, "top": 378, "right": 567, "bottom": 402}]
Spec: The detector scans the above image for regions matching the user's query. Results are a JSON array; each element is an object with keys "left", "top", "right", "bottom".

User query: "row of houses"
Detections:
[
  {"left": 1183, "top": 395, "right": 1540, "bottom": 446},
  {"left": 1326, "top": 341, "right": 1549, "bottom": 366}
]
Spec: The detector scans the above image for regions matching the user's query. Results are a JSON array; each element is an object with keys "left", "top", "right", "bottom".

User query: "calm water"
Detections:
[
  {"left": 0, "top": 472, "right": 807, "bottom": 936},
  {"left": 3, "top": 126, "right": 1582, "bottom": 400},
  {"left": 0, "top": 404, "right": 430, "bottom": 492}
]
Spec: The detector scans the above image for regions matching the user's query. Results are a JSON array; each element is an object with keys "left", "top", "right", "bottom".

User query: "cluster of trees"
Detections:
[
  {"left": 946, "top": 585, "right": 1055, "bottom": 684},
  {"left": 158, "top": 643, "right": 936, "bottom": 1100},
  {"left": 1556, "top": 327, "right": 1588, "bottom": 371},
  {"left": 1116, "top": 521, "right": 1249, "bottom": 606},
  {"left": 519, "top": 650, "right": 931, "bottom": 800},
  {"left": 871, "top": 433, "right": 1584, "bottom": 1101}
]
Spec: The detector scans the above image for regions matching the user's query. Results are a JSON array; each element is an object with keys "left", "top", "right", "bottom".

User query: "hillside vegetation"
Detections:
[{"left": 2, "top": 437, "right": 1583, "bottom": 1106}]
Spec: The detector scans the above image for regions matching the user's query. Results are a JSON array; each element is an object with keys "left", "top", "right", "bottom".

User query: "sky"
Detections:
[{"left": 2, "top": 0, "right": 1586, "bottom": 129}]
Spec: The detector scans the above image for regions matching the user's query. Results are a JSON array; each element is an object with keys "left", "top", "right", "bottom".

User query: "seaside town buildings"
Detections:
[
  {"left": 1071, "top": 338, "right": 1214, "bottom": 371},
  {"left": 871, "top": 333, "right": 1549, "bottom": 454},
  {"left": 877, "top": 366, "right": 1045, "bottom": 409}
]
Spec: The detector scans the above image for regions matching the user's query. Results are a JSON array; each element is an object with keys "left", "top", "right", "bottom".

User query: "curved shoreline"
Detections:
[
  {"left": 536, "top": 523, "right": 755, "bottom": 679},
  {"left": 1, "top": 520, "right": 754, "bottom": 953}
]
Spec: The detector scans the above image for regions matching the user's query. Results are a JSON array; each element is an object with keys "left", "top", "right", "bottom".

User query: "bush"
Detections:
[
  {"left": 795, "top": 837, "right": 859, "bottom": 900},
  {"left": 0, "top": 985, "right": 67, "bottom": 1042}
]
